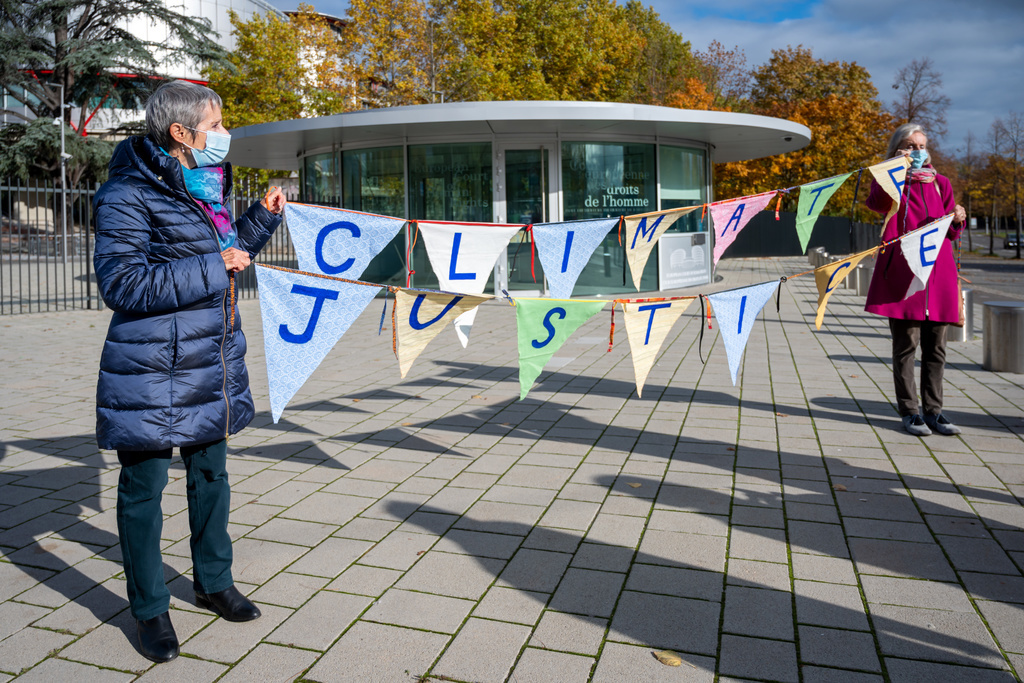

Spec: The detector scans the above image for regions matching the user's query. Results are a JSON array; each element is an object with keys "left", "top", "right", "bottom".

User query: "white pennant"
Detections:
[
  {"left": 899, "top": 214, "right": 954, "bottom": 299},
  {"left": 418, "top": 221, "right": 522, "bottom": 347}
]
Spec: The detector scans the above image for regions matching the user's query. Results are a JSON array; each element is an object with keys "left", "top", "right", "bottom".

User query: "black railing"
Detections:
[{"left": 1, "top": 177, "right": 298, "bottom": 314}]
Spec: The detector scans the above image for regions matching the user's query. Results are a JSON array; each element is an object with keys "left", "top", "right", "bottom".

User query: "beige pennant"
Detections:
[
  {"left": 395, "top": 289, "right": 489, "bottom": 377},
  {"left": 623, "top": 207, "right": 700, "bottom": 290},
  {"left": 867, "top": 156, "right": 911, "bottom": 233},
  {"left": 621, "top": 298, "right": 695, "bottom": 397},
  {"left": 813, "top": 247, "right": 878, "bottom": 329}
]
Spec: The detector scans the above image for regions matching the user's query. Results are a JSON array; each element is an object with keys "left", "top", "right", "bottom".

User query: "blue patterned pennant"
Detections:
[
  {"left": 707, "top": 281, "right": 780, "bottom": 386},
  {"left": 532, "top": 218, "right": 619, "bottom": 299},
  {"left": 287, "top": 203, "right": 405, "bottom": 279},
  {"left": 256, "top": 265, "right": 382, "bottom": 422}
]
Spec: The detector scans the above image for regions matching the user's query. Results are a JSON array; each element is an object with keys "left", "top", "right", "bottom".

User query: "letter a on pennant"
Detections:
[
  {"left": 286, "top": 203, "right": 405, "bottom": 278},
  {"left": 899, "top": 214, "right": 954, "bottom": 299},
  {"left": 620, "top": 298, "right": 694, "bottom": 397},
  {"left": 867, "top": 157, "right": 912, "bottom": 233},
  {"left": 515, "top": 298, "right": 607, "bottom": 400},
  {"left": 707, "top": 281, "right": 780, "bottom": 386},
  {"left": 710, "top": 192, "right": 776, "bottom": 267},
  {"left": 394, "top": 289, "right": 489, "bottom": 378},
  {"left": 256, "top": 265, "right": 382, "bottom": 422},
  {"left": 418, "top": 221, "right": 522, "bottom": 347},
  {"left": 623, "top": 208, "right": 699, "bottom": 291},
  {"left": 813, "top": 246, "right": 878, "bottom": 329},
  {"left": 532, "top": 218, "right": 619, "bottom": 298}
]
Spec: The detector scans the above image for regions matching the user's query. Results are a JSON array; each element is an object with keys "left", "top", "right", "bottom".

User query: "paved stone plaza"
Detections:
[{"left": 1, "top": 256, "right": 1022, "bottom": 682}]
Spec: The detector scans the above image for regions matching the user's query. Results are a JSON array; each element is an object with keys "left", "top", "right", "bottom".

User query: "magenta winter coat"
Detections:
[{"left": 864, "top": 168, "right": 963, "bottom": 323}]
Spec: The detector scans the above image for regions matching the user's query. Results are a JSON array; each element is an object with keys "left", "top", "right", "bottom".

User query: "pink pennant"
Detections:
[{"left": 711, "top": 191, "right": 777, "bottom": 266}]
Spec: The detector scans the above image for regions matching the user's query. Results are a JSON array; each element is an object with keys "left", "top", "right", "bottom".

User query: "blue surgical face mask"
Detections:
[
  {"left": 909, "top": 149, "right": 929, "bottom": 169},
  {"left": 183, "top": 127, "right": 231, "bottom": 167}
]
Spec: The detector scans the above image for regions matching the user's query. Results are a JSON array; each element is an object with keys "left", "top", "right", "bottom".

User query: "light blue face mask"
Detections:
[
  {"left": 909, "top": 149, "right": 929, "bottom": 169},
  {"left": 183, "top": 127, "right": 231, "bottom": 167}
]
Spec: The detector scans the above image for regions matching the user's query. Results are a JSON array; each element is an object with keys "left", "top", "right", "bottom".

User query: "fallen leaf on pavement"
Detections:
[
  {"left": 627, "top": 482, "right": 642, "bottom": 489},
  {"left": 832, "top": 484, "right": 847, "bottom": 491},
  {"left": 652, "top": 650, "right": 683, "bottom": 667}
]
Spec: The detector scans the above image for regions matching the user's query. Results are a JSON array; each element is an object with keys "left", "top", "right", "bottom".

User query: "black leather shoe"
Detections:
[
  {"left": 194, "top": 585, "right": 261, "bottom": 622},
  {"left": 137, "top": 612, "right": 179, "bottom": 663}
]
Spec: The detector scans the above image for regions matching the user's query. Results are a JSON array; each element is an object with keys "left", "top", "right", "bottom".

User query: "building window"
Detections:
[
  {"left": 660, "top": 145, "right": 707, "bottom": 232},
  {"left": 408, "top": 143, "right": 492, "bottom": 222},
  {"left": 335, "top": 146, "right": 407, "bottom": 287},
  {"left": 302, "top": 152, "right": 339, "bottom": 206},
  {"left": 561, "top": 142, "right": 658, "bottom": 294},
  {"left": 342, "top": 146, "right": 405, "bottom": 218},
  {"left": 408, "top": 143, "right": 493, "bottom": 289}
]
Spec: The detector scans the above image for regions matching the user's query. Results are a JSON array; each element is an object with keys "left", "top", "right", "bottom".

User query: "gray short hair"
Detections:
[
  {"left": 886, "top": 122, "right": 927, "bottom": 160},
  {"left": 145, "top": 81, "right": 223, "bottom": 150}
]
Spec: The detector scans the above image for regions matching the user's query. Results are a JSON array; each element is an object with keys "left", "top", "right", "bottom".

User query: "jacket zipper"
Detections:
[{"left": 182, "top": 179, "right": 232, "bottom": 438}]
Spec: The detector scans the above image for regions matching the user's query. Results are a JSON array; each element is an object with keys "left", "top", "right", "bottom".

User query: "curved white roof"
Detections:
[{"left": 228, "top": 100, "right": 811, "bottom": 170}]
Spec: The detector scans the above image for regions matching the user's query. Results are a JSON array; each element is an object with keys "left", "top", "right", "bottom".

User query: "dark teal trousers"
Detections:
[{"left": 116, "top": 439, "right": 234, "bottom": 620}]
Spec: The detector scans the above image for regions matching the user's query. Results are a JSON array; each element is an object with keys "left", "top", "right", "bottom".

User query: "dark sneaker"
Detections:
[
  {"left": 924, "top": 413, "right": 962, "bottom": 436},
  {"left": 902, "top": 414, "right": 932, "bottom": 436}
]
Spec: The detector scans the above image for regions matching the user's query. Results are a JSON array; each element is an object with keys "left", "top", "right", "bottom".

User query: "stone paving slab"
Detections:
[{"left": 2, "top": 256, "right": 1023, "bottom": 681}]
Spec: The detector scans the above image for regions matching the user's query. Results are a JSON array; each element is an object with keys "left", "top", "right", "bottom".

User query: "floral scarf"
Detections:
[{"left": 181, "top": 165, "right": 236, "bottom": 250}]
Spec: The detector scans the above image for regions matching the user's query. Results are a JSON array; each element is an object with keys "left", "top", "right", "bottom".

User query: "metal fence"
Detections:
[{"left": 1, "top": 177, "right": 297, "bottom": 315}]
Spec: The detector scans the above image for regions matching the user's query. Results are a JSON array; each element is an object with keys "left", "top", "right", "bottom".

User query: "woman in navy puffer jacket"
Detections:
[{"left": 93, "top": 81, "right": 284, "bottom": 663}]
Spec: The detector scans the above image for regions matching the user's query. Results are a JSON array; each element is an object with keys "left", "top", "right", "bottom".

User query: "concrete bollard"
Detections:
[
  {"left": 948, "top": 289, "right": 974, "bottom": 342},
  {"left": 982, "top": 301, "right": 1024, "bottom": 373},
  {"left": 856, "top": 264, "right": 874, "bottom": 296}
]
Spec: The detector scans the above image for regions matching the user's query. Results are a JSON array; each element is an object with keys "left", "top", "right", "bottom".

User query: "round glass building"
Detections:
[{"left": 230, "top": 101, "right": 810, "bottom": 295}]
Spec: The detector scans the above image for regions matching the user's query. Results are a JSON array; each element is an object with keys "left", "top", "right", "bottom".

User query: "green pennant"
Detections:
[
  {"left": 516, "top": 298, "right": 608, "bottom": 400},
  {"left": 795, "top": 173, "right": 853, "bottom": 253}
]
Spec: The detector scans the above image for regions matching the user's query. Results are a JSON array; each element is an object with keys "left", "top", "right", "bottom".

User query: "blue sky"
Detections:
[{"left": 279, "top": 0, "right": 1023, "bottom": 153}]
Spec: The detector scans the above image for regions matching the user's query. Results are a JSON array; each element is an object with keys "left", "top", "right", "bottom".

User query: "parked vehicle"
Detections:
[{"left": 1006, "top": 234, "right": 1020, "bottom": 249}]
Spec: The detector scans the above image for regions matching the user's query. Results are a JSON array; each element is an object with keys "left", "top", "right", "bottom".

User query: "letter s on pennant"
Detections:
[{"left": 532, "top": 307, "right": 567, "bottom": 348}]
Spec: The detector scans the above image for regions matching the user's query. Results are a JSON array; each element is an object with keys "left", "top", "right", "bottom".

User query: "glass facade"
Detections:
[
  {"left": 342, "top": 147, "right": 406, "bottom": 287},
  {"left": 659, "top": 145, "right": 707, "bottom": 233},
  {"left": 302, "top": 152, "right": 340, "bottom": 207},
  {"left": 298, "top": 137, "right": 708, "bottom": 294},
  {"left": 561, "top": 142, "right": 659, "bottom": 294}
]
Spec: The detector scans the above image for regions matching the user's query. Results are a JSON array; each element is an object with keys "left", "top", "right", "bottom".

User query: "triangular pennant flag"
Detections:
[
  {"left": 867, "top": 156, "right": 911, "bottom": 232},
  {"left": 795, "top": 173, "right": 853, "bottom": 253},
  {"left": 900, "top": 214, "right": 955, "bottom": 299},
  {"left": 707, "top": 281, "right": 780, "bottom": 385},
  {"left": 813, "top": 246, "right": 879, "bottom": 329},
  {"left": 394, "top": 289, "right": 489, "bottom": 378},
  {"left": 533, "top": 217, "right": 619, "bottom": 298},
  {"left": 624, "top": 208, "right": 700, "bottom": 291},
  {"left": 418, "top": 221, "right": 523, "bottom": 347},
  {"left": 515, "top": 298, "right": 607, "bottom": 400},
  {"left": 620, "top": 298, "right": 695, "bottom": 397},
  {"left": 710, "top": 191, "right": 777, "bottom": 266},
  {"left": 286, "top": 203, "right": 406, "bottom": 278},
  {"left": 256, "top": 265, "right": 382, "bottom": 422}
]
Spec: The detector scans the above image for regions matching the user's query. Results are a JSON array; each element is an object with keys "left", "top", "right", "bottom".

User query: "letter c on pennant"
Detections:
[
  {"left": 825, "top": 263, "right": 851, "bottom": 293},
  {"left": 279, "top": 284, "right": 340, "bottom": 344},
  {"left": 532, "top": 307, "right": 567, "bottom": 348},
  {"left": 315, "top": 221, "right": 360, "bottom": 275}
]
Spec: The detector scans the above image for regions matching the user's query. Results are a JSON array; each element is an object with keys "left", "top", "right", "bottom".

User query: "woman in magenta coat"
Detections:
[{"left": 864, "top": 123, "right": 967, "bottom": 436}]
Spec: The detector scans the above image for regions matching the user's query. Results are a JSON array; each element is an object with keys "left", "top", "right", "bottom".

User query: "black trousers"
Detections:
[{"left": 889, "top": 318, "right": 948, "bottom": 417}]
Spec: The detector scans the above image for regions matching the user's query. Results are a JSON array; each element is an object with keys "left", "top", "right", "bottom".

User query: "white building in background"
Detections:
[{"left": 2, "top": 0, "right": 285, "bottom": 134}]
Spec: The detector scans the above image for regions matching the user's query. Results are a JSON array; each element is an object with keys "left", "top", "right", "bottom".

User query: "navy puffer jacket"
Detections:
[{"left": 93, "top": 135, "right": 281, "bottom": 451}]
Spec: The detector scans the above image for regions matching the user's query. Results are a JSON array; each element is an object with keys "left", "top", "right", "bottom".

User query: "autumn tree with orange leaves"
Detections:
[{"left": 714, "top": 46, "right": 895, "bottom": 220}]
